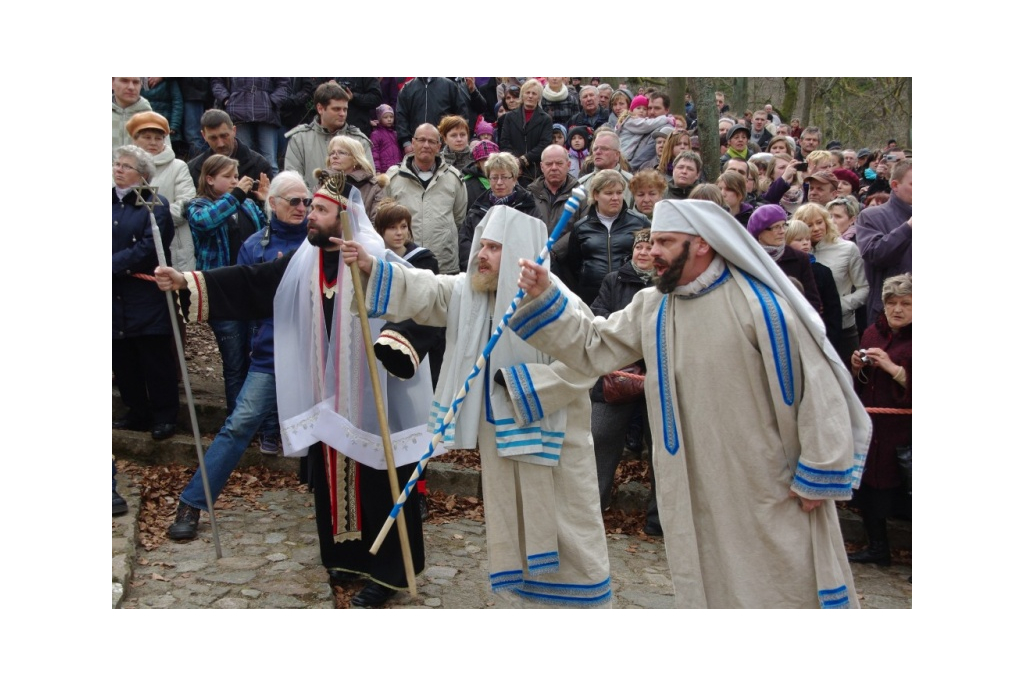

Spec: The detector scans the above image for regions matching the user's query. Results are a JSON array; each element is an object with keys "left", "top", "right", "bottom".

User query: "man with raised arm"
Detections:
[
  {"left": 340, "top": 206, "right": 612, "bottom": 607},
  {"left": 512, "top": 199, "right": 871, "bottom": 609}
]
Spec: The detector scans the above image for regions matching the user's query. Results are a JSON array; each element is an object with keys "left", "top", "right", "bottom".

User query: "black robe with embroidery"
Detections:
[{"left": 177, "top": 249, "right": 426, "bottom": 589}]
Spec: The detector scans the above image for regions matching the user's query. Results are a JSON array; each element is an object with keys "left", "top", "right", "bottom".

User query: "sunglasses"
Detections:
[
  {"left": 281, "top": 197, "right": 312, "bottom": 207},
  {"left": 507, "top": 87, "right": 521, "bottom": 96}
]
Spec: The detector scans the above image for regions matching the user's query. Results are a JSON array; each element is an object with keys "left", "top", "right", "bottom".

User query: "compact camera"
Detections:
[{"left": 858, "top": 349, "right": 871, "bottom": 364}]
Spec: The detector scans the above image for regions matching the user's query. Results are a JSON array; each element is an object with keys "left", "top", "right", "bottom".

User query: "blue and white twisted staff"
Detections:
[{"left": 369, "top": 187, "right": 587, "bottom": 555}]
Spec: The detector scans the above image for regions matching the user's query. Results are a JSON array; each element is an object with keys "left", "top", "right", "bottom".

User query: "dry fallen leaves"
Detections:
[{"left": 117, "top": 460, "right": 303, "bottom": 551}]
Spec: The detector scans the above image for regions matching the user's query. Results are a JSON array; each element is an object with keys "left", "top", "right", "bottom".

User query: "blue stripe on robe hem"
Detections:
[
  {"left": 793, "top": 462, "right": 853, "bottom": 497},
  {"left": 818, "top": 585, "right": 851, "bottom": 609}
]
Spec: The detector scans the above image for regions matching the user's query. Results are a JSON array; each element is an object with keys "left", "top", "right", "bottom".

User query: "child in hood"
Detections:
[
  {"left": 371, "top": 104, "right": 402, "bottom": 173},
  {"left": 567, "top": 125, "right": 592, "bottom": 179}
]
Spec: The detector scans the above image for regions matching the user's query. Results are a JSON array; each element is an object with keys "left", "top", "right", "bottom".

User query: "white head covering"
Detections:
[{"left": 651, "top": 199, "right": 871, "bottom": 486}]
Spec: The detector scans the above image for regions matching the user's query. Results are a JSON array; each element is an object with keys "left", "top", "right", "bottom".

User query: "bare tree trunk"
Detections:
[
  {"left": 800, "top": 77, "right": 814, "bottom": 127},
  {"left": 905, "top": 78, "right": 912, "bottom": 149},
  {"left": 692, "top": 77, "right": 720, "bottom": 184},
  {"left": 667, "top": 77, "right": 688, "bottom": 119},
  {"left": 733, "top": 77, "right": 748, "bottom": 117},
  {"left": 780, "top": 77, "right": 799, "bottom": 122}
]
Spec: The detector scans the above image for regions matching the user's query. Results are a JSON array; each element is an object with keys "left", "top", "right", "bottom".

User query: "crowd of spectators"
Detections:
[{"left": 112, "top": 76, "right": 911, "bottom": 568}]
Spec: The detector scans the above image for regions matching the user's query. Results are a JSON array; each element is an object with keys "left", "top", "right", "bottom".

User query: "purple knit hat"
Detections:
[
  {"left": 375, "top": 104, "right": 394, "bottom": 119},
  {"left": 475, "top": 120, "right": 495, "bottom": 137},
  {"left": 472, "top": 140, "right": 500, "bottom": 162},
  {"left": 746, "top": 204, "right": 788, "bottom": 238}
]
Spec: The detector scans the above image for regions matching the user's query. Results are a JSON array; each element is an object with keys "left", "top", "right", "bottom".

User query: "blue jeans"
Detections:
[
  {"left": 181, "top": 370, "right": 277, "bottom": 511},
  {"left": 234, "top": 123, "right": 279, "bottom": 174},
  {"left": 183, "top": 101, "right": 209, "bottom": 159},
  {"left": 209, "top": 319, "right": 250, "bottom": 416}
]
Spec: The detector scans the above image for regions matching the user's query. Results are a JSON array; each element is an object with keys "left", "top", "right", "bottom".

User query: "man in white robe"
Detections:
[
  {"left": 341, "top": 206, "right": 612, "bottom": 607},
  {"left": 513, "top": 199, "right": 872, "bottom": 609}
]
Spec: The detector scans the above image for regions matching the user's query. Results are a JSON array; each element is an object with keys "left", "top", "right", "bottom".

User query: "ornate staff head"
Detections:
[
  {"left": 131, "top": 178, "right": 164, "bottom": 214},
  {"left": 312, "top": 168, "right": 350, "bottom": 211}
]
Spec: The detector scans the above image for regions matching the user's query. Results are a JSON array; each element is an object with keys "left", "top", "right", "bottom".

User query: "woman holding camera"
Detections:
[{"left": 849, "top": 273, "right": 912, "bottom": 567}]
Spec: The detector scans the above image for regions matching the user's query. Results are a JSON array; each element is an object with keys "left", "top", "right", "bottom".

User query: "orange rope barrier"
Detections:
[{"left": 864, "top": 407, "right": 911, "bottom": 415}]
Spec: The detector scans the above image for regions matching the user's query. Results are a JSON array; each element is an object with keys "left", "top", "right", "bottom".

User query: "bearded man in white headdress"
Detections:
[
  {"left": 513, "top": 199, "right": 872, "bottom": 609},
  {"left": 155, "top": 175, "right": 434, "bottom": 608},
  {"left": 340, "top": 205, "right": 612, "bottom": 607}
]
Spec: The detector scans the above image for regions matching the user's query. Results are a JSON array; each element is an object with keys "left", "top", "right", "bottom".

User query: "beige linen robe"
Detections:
[
  {"left": 511, "top": 259, "right": 859, "bottom": 608},
  {"left": 364, "top": 258, "right": 612, "bottom": 606}
]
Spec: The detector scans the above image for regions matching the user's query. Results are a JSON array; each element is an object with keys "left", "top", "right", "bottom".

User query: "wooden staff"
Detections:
[
  {"left": 340, "top": 210, "right": 417, "bottom": 597},
  {"left": 133, "top": 182, "right": 222, "bottom": 558}
]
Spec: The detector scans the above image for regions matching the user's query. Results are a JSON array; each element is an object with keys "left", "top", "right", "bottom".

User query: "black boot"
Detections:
[
  {"left": 848, "top": 516, "right": 891, "bottom": 566},
  {"left": 847, "top": 540, "right": 891, "bottom": 566},
  {"left": 167, "top": 501, "right": 201, "bottom": 541}
]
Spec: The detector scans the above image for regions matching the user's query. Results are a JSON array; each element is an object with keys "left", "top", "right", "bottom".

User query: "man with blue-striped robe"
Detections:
[
  {"left": 343, "top": 205, "right": 612, "bottom": 607},
  {"left": 512, "top": 200, "right": 871, "bottom": 609}
]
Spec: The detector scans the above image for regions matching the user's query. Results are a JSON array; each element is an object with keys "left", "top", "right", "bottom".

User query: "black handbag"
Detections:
[{"left": 895, "top": 444, "right": 911, "bottom": 496}]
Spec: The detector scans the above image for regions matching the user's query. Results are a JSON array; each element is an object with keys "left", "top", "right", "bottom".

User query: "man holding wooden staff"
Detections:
[{"left": 155, "top": 175, "right": 433, "bottom": 608}]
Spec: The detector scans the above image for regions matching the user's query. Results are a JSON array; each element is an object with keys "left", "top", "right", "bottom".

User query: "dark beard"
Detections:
[
  {"left": 306, "top": 220, "right": 341, "bottom": 248},
  {"left": 653, "top": 240, "right": 691, "bottom": 293}
]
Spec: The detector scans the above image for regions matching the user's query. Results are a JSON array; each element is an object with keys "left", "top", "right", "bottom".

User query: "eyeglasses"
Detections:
[
  {"left": 413, "top": 137, "right": 441, "bottom": 146},
  {"left": 112, "top": 162, "right": 137, "bottom": 172},
  {"left": 489, "top": 175, "right": 514, "bottom": 183},
  {"left": 328, "top": 150, "right": 351, "bottom": 157},
  {"left": 279, "top": 197, "right": 312, "bottom": 207}
]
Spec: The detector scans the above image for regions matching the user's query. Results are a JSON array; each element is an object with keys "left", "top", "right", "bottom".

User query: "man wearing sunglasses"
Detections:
[{"left": 164, "top": 171, "right": 311, "bottom": 540}]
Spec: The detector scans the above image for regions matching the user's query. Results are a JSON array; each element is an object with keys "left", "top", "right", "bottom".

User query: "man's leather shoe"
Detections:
[
  {"left": 113, "top": 490, "right": 128, "bottom": 516},
  {"left": 151, "top": 423, "right": 176, "bottom": 440},
  {"left": 113, "top": 416, "right": 150, "bottom": 431},
  {"left": 167, "top": 502, "right": 201, "bottom": 540},
  {"left": 350, "top": 582, "right": 397, "bottom": 608},
  {"left": 643, "top": 521, "right": 663, "bottom": 536}
]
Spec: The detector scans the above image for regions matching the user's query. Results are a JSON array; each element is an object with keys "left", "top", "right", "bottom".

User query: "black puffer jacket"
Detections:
[
  {"left": 562, "top": 204, "right": 650, "bottom": 305},
  {"left": 458, "top": 186, "right": 543, "bottom": 271}
]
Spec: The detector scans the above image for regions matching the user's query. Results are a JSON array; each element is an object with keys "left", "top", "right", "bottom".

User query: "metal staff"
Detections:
[
  {"left": 133, "top": 182, "right": 222, "bottom": 558},
  {"left": 339, "top": 208, "right": 417, "bottom": 596},
  {"left": 370, "top": 188, "right": 587, "bottom": 554}
]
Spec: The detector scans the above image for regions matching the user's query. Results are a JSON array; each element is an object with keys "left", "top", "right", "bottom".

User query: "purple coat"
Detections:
[
  {"left": 372, "top": 126, "right": 402, "bottom": 173},
  {"left": 856, "top": 193, "right": 912, "bottom": 322}
]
